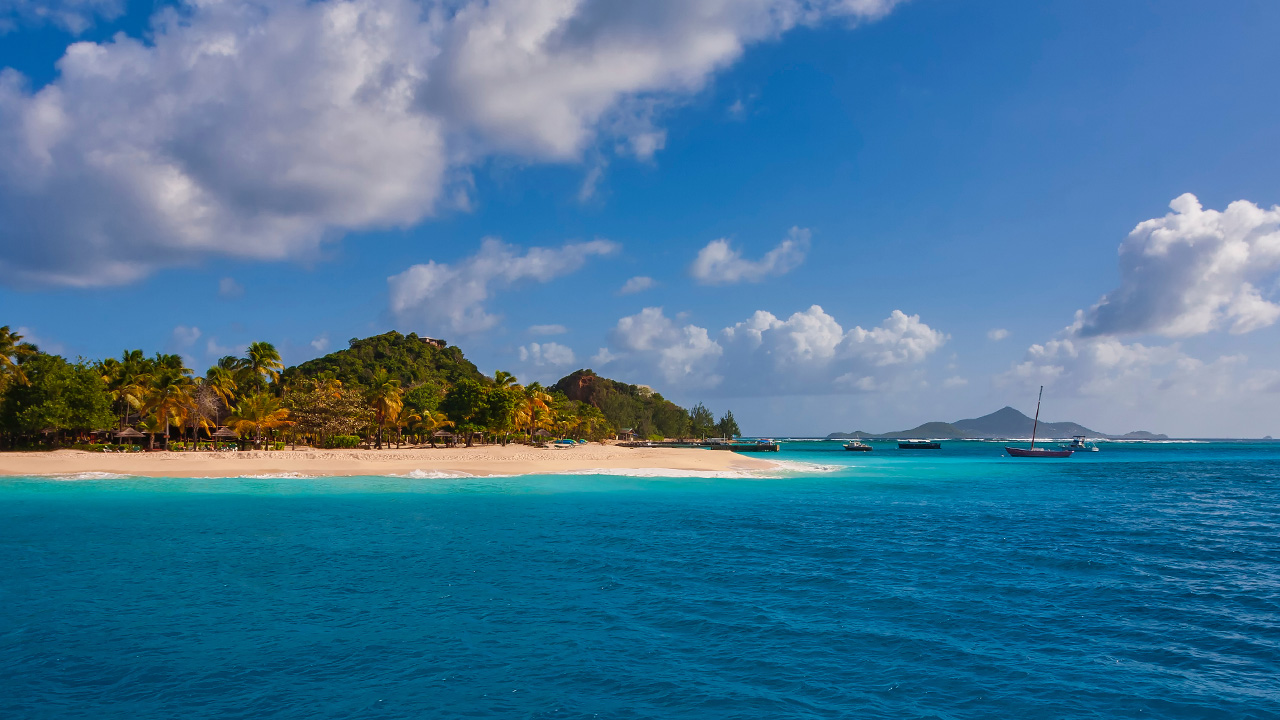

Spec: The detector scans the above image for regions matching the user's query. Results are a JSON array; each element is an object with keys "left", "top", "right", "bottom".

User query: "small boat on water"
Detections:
[
  {"left": 1005, "top": 386, "right": 1073, "bottom": 458},
  {"left": 898, "top": 439, "right": 941, "bottom": 450},
  {"left": 1061, "top": 435, "right": 1099, "bottom": 452},
  {"left": 844, "top": 440, "right": 873, "bottom": 452}
]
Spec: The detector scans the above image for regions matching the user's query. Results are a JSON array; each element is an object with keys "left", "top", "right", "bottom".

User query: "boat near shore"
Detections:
[
  {"left": 843, "top": 440, "right": 873, "bottom": 451},
  {"left": 898, "top": 439, "right": 941, "bottom": 450},
  {"left": 1005, "top": 386, "right": 1074, "bottom": 458}
]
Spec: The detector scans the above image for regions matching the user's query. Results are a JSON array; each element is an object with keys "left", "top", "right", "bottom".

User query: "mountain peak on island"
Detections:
[{"left": 827, "top": 406, "right": 1168, "bottom": 440}]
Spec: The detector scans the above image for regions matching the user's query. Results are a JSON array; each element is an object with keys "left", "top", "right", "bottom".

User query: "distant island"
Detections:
[{"left": 827, "top": 406, "right": 1167, "bottom": 440}]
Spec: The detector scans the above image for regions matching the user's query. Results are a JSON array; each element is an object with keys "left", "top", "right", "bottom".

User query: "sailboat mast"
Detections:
[{"left": 1031, "top": 385, "right": 1043, "bottom": 449}]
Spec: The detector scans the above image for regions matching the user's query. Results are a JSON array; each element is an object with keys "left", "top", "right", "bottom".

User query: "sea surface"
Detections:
[{"left": 2, "top": 440, "right": 1278, "bottom": 719}]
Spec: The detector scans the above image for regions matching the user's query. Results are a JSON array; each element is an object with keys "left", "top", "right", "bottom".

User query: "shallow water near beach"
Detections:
[{"left": 3, "top": 441, "right": 1279, "bottom": 719}]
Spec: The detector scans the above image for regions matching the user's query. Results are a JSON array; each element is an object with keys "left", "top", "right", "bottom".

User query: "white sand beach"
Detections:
[{"left": 0, "top": 444, "right": 781, "bottom": 478}]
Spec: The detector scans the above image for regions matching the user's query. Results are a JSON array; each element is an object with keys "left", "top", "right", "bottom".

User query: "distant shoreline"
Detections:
[{"left": 0, "top": 445, "right": 781, "bottom": 479}]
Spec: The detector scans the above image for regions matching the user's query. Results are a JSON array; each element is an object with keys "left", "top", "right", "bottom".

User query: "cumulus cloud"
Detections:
[
  {"left": 310, "top": 333, "right": 330, "bottom": 353},
  {"left": 171, "top": 325, "right": 201, "bottom": 348},
  {"left": 689, "top": 227, "right": 810, "bottom": 285},
  {"left": 1081, "top": 194, "right": 1280, "bottom": 338},
  {"left": 599, "top": 304, "right": 945, "bottom": 394},
  {"left": 1000, "top": 311, "right": 1249, "bottom": 403},
  {"left": 519, "top": 341, "right": 575, "bottom": 367},
  {"left": 987, "top": 328, "right": 1009, "bottom": 341},
  {"left": 618, "top": 275, "right": 656, "bottom": 295},
  {"left": 388, "top": 237, "right": 618, "bottom": 335},
  {"left": 0, "top": 0, "right": 903, "bottom": 287},
  {"left": 0, "top": 0, "right": 123, "bottom": 34},
  {"left": 528, "top": 324, "right": 568, "bottom": 336},
  {"left": 218, "top": 277, "right": 244, "bottom": 299}
]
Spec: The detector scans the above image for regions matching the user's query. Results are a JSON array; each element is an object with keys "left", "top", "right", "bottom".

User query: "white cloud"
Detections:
[
  {"left": 987, "top": 328, "right": 1009, "bottom": 341},
  {"left": 599, "top": 304, "right": 945, "bottom": 394},
  {"left": 577, "top": 161, "right": 606, "bottom": 202},
  {"left": 388, "top": 237, "right": 618, "bottom": 335},
  {"left": 14, "top": 325, "right": 64, "bottom": 355},
  {"left": 310, "top": 333, "right": 330, "bottom": 353},
  {"left": 171, "top": 325, "right": 201, "bottom": 348},
  {"left": 618, "top": 275, "right": 657, "bottom": 295},
  {"left": 0, "top": 0, "right": 123, "bottom": 34},
  {"left": 0, "top": 0, "right": 903, "bottom": 287},
  {"left": 205, "top": 338, "right": 245, "bottom": 359},
  {"left": 528, "top": 324, "right": 568, "bottom": 336},
  {"left": 1081, "top": 194, "right": 1280, "bottom": 338},
  {"left": 689, "top": 227, "right": 810, "bottom": 285},
  {"left": 943, "top": 376, "right": 968, "bottom": 388},
  {"left": 218, "top": 277, "right": 244, "bottom": 299},
  {"left": 519, "top": 341, "right": 575, "bottom": 367}
]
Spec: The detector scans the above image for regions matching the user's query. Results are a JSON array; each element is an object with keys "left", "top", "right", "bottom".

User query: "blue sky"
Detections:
[{"left": 2, "top": 0, "right": 1279, "bottom": 437}]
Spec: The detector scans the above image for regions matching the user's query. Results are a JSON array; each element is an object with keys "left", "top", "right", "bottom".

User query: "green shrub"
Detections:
[{"left": 323, "top": 435, "right": 362, "bottom": 449}]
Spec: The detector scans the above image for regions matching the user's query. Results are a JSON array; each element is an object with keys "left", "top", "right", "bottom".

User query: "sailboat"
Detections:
[{"left": 1005, "top": 386, "right": 1073, "bottom": 458}]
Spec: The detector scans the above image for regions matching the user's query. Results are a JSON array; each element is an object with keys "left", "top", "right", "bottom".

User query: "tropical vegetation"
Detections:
[{"left": 0, "top": 329, "right": 741, "bottom": 450}]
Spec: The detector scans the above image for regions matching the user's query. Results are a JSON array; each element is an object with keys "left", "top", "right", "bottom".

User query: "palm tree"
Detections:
[
  {"left": 246, "top": 342, "right": 284, "bottom": 392},
  {"left": 102, "top": 349, "right": 150, "bottom": 430},
  {"left": 228, "top": 393, "right": 293, "bottom": 449},
  {"left": 143, "top": 365, "right": 194, "bottom": 449},
  {"left": 493, "top": 370, "right": 521, "bottom": 389},
  {"left": 419, "top": 410, "right": 454, "bottom": 447},
  {"left": 521, "top": 385, "right": 553, "bottom": 438},
  {"left": 367, "top": 369, "right": 403, "bottom": 449},
  {"left": 0, "top": 325, "right": 33, "bottom": 387},
  {"left": 204, "top": 364, "right": 239, "bottom": 409}
]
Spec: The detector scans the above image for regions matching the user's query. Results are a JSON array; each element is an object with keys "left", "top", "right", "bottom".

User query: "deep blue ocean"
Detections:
[{"left": 2, "top": 441, "right": 1278, "bottom": 719}]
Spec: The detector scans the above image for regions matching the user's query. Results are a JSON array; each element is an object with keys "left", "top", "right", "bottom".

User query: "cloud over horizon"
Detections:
[
  {"left": 1081, "top": 194, "right": 1280, "bottom": 338},
  {"left": 0, "top": 0, "right": 902, "bottom": 287},
  {"left": 595, "top": 304, "right": 946, "bottom": 394}
]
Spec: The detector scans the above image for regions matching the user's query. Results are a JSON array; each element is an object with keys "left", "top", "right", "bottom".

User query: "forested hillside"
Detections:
[
  {"left": 285, "top": 332, "right": 483, "bottom": 389},
  {"left": 553, "top": 369, "right": 739, "bottom": 440}
]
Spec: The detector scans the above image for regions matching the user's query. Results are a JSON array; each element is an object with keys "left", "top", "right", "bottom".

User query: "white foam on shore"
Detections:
[
  {"left": 394, "top": 469, "right": 479, "bottom": 479},
  {"left": 232, "top": 472, "right": 317, "bottom": 479},
  {"left": 45, "top": 471, "right": 134, "bottom": 481}
]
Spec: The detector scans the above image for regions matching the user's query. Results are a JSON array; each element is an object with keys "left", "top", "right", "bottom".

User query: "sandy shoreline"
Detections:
[{"left": 0, "top": 444, "right": 782, "bottom": 478}]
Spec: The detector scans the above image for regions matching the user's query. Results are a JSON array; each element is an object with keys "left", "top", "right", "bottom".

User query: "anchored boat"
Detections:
[
  {"left": 1061, "top": 435, "right": 1099, "bottom": 452},
  {"left": 843, "top": 440, "right": 873, "bottom": 451},
  {"left": 1005, "top": 386, "right": 1073, "bottom": 458},
  {"left": 898, "top": 439, "right": 941, "bottom": 450}
]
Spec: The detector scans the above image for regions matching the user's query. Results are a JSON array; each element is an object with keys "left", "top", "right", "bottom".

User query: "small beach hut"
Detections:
[
  {"left": 431, "top": 430, "right": 457, "bottom": 448},
  {"left": 212, "top": 427, "right": 239, "bottom": 449},
  {"left": 114, "top": 427, "right": 145, "bottom": 448}
]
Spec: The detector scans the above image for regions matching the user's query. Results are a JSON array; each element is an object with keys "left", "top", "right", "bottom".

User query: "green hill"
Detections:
[
  {"left": 553, "top": 369, "right": 690, "bottom": 439},
  {"left": 285, "top": 331, "right": 484, "bottom": 389}
]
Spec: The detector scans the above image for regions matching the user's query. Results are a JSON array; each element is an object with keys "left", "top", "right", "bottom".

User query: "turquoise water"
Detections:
[{"left": 2, "top": 441, "right": 1278, "bottom": 719}]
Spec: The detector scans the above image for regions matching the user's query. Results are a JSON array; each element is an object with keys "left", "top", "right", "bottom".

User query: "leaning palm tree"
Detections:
[
  {"left": 493, "top": 370, "right": 521, "bottom": 390},
  {"left": 227, "top": 393, "right": 293, "bottom": 449},
  {"left": 0, "top": 325, "right": 34, "bottom": 388},
  {"left": 367, "top": 369, "right": 403, "bottom": 449},
  {"left": 246, "top": 342, "right": 284, "bottom": 392},
  {"left": 204, "top": 365, "right": 239, "bottom": 408}
]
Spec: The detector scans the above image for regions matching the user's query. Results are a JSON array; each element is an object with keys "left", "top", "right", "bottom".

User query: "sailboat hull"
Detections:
[{"left": 1005, "top": 447, "right": 1073, "bottom": 458}]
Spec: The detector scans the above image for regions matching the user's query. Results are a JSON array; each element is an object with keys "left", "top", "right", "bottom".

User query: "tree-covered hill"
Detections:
[
  {"left": 553, "top": 369, "right": 738, "bottom": 439},
  {"left": 285, "top": 332, "right": 484, "bottom": 390}
]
